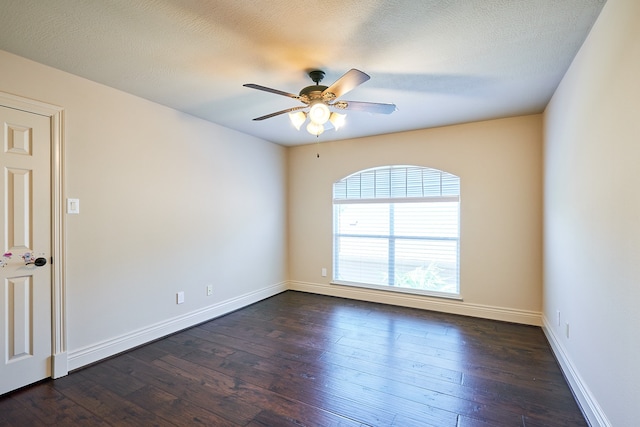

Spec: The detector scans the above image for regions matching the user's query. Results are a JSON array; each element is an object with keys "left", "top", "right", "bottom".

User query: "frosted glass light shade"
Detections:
[
  {"left": 308, "top": 102, "right": 330, "bottom": 124},
  {"left": 306, "top": 121, "right": 325, "bottom": 136},
  {"left": 329, "top": 112, "right": 346, "bottom": 130},
  {"left": 289, "top": 111, "right": 307, "bottom": 130}
]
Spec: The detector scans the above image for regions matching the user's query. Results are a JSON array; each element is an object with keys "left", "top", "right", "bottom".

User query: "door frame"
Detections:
[{"left": 0, "top": 91, "right": 67, "bottom": 378}]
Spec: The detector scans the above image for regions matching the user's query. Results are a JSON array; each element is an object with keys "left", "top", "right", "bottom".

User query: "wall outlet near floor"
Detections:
[
  {"left": 565, "top": 322, "right": 570, "bottom": 338},
  {"left": 321, "top": 267, "right": 327, "bottom": 277},
  {"left": 176, "top": 291, "right": 185, "bottom": 304},
  {"left": 206, "top": 284, "right": 213, "bottom": 296},
  {"left": 557, "top": 310, "right": 561, "bottom": 326}
]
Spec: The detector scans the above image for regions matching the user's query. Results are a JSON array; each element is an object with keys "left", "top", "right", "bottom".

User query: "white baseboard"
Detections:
[
  {"left": 542, "top": 316, "right": 611, "bottom": 427},
  {"left": 288, "top": 281, "right": 542, "bottom": 326},
  {"left": 51, "top": 352, "right": 68, "bottom": 379},
  {"left": 67, "top": 282, "right": 287, "bottom": 371}
]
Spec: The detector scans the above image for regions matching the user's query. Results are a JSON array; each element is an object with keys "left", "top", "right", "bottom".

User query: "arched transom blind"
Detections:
[
  {"left": 333, "top": 166, "right": 460, "bottom": 201},
  {"left": 333, "top": 165, "right": 460, "bottom": 296}
]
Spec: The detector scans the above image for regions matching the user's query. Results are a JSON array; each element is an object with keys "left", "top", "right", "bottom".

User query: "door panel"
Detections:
[
  {"left": 7, "top": 276, "right": 33, "bottom": 360},
  {"left": 7, "top": 168, "right": 32, "bottom": 249},
  {"left": 0, "top": 106, "right": 51, "bottom": 395}
]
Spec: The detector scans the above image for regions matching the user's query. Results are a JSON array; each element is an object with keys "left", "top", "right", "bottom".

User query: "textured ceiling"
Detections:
[{"left": 0, "top": 0, "right": 606, "bottom": 146}]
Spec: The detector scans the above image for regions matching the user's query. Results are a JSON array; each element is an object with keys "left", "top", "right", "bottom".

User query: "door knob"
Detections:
[{"left": 21, "top": 252, "right": 47, "bottom": 266}]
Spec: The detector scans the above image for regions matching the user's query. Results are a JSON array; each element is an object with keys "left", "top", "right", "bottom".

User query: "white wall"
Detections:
[
  {"left": 543, "top": 0, "right": 640, "bottom": 425},
  {"left": 288, "top": 115, "right": 543, "bottom": 324},
  {"left": 0, "top": 50, "right": 288, "bottom": 370}
]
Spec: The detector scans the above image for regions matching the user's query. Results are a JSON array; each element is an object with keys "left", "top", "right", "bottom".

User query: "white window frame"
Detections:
[{"left": 332, "top": 165, "right": 461, "bottom": 299}]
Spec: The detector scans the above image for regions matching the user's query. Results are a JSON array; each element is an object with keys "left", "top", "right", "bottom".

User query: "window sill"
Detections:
[{"left": 331, "top": 280, "right": 463, "bottom": 301}]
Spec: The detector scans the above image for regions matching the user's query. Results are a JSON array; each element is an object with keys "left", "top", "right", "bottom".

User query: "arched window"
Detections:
[{"left": 333, "top": 165, "right": 460, "bottom": 297}]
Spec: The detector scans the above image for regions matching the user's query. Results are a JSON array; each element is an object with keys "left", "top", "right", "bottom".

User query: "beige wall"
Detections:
[
  {"left": 288, "top": 115, "right": 543, "bottom": 324},
  {"left": 544, "top": 0, "right": 640, "bottom": 425},
  {"left": 6, "top": 4, "right": 635, "bottom": 419},
  {"left": 0, "top": 50, "right": 288, "bottom": 370}
]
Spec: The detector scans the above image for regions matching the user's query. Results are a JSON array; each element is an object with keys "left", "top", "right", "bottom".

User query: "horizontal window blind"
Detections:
[
  {"left": 333, "top": 166, "right": 460, "bottom": 296},
  {"left": 334, "top": 165, "right": 460, "bottom": 200}
]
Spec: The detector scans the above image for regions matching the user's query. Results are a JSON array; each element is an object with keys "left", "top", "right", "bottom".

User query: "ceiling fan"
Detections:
[{"left": 243, "top": 69, "right": 396, "bottom": 136}]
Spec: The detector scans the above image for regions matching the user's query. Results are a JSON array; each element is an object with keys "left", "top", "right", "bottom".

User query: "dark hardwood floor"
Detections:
[{"left": 0, "top": 291, "right": 586, "bottom": 426}]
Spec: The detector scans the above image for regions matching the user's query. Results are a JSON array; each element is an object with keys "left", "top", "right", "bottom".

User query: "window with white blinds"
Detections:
[{"left": 333, "top": 165, "right": 460, "bottom": 297}]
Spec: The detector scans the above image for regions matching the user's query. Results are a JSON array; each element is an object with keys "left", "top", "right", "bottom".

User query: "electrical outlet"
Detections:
[
  {"left": 557, "top": 310, "right": 561, "bottom": 326},
  {"left": 176, "top": 291, "right": 185, "bottom": 304},
  {"left": 206, "top": 284, "right": 213, "bottom": 296},
  {"left": 565, "top": 322, "right": 570, "bottom": 338},
  {"left": 321, "top": 268, "right": 327, "bottom": 277}
]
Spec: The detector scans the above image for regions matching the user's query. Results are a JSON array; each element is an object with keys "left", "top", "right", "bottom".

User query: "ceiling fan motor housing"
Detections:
[
  {"left": 299, "top": 70, "right": 331, "bottom": 102},
  {"left": 299, "top": 85, "right": 328, "bottom": 99}
]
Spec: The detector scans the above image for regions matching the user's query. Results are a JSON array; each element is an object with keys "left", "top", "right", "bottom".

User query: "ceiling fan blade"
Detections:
[
  {"left": 339, "top": 101, "right": 397, "bottom": 114},
  {"left": 252, "top": 105, "right": 307, "bottom": 121},
  {"left": 323, "top": 69, "right": 370, "bottom": 99},
  {"left": 243, "top": 83, "right": 300, "bottom": 100}
]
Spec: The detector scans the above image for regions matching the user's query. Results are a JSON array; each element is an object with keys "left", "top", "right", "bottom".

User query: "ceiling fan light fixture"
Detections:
[
  {"left": 308, "top": 101, "right": 330, "bottom": 125},
  {"left": 244, "top": 68, "right": 395, "bottom": 137},
  {"left": 289, "top": 111, "right": 307, "bottom": 130},
  {"left": 329, "top": 112, "right": 346, "bottom": 130},
  {"left": 306, "top": 121, "right": 325, "bottom": 136}
]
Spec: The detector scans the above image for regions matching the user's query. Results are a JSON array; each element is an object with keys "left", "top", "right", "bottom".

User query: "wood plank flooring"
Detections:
[{"left": 0, "top": 291, "right": 586, "bottom": 426}]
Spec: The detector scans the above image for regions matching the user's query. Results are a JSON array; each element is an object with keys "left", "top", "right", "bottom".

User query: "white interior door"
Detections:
[{"left": 0, "top": 105, "right": 52, "bottom": 395}]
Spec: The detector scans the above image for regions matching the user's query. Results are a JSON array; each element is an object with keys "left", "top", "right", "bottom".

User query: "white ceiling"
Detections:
[{"left": 0, "top": 0, "right": 606, "bottom": 146}]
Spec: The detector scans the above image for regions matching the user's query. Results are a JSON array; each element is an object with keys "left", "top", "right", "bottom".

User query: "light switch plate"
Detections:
[{"left": 67, "top": 198, "right": 80, "bottom": 214}]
